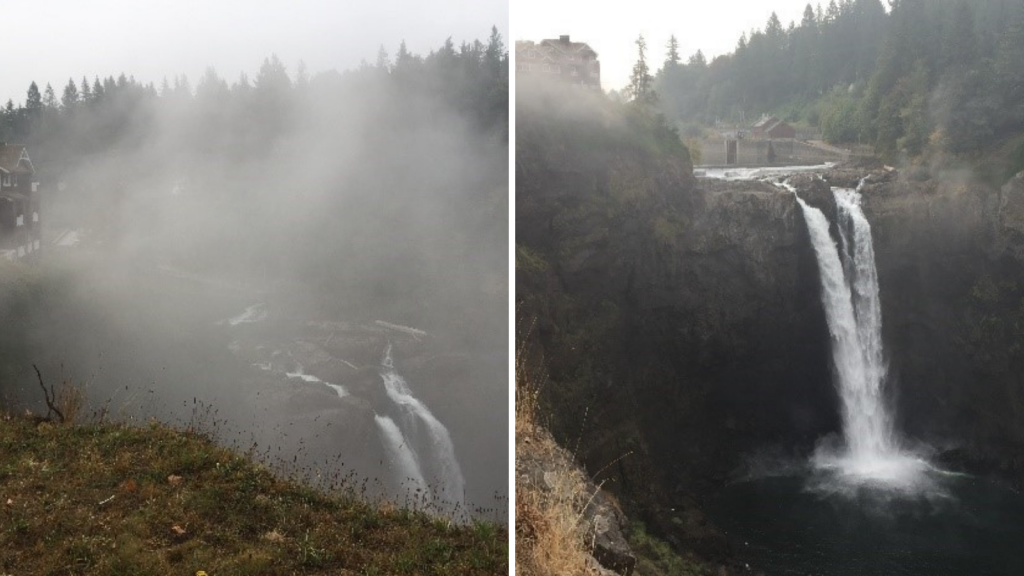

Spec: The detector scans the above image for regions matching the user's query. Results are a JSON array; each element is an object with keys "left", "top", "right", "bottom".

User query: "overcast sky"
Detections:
[
  {"left": 514, "top": 0, "right": 828, "bottom": 91},
  {"left": 1, "top": 0, "right": 507, "bottom": 104}
]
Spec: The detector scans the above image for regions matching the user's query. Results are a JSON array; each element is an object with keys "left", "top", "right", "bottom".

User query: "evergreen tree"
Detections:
[
  {"left": 196, "top": 67, "right": 228, "bottom": 100},
  {"left": 628, "top": 35, "right": 656, "bottom": 105},
  {"left": 802, "top": 4, "right": 818, "bottom": 28},
  {"left": 173, "top": 75, "right": 192, "bottom": 98},
  {"left": 376, "top": 45, "right": 391, "bottom": 70},
  {"left": 61, "top": 78, "right": 79, "bottom": 111},
  {"left": 485, "top": 26, "right": 505, "bottom": 72},
  {"left": 25, "top": 82, "right": 42, "bottom": 114},
  {"left": 766, "top": 12, "right": 785, "bottom": 38},
  {"left": 234, "top": 72, "right": 252, "bottom": 94},
  {"left": 256, "top": 55, "right": 291, "bottom": 91},
  {"left": 42, "top": 84, "right": 58, "bottom": 110},
  {"left": 396, "top": 40, "right": 414, "bottom": 68},
  {"left": 666, "top": 35, "right": 681, "bottom": 67},
  {"left": 826, "top": 0, "right": 841, "bottom": 23},
  {"left": 295, "top": 61, "right": 310, "bottom": 90},
  {"left": 80, "top": 76, "right": 92, "bottom": 102}
]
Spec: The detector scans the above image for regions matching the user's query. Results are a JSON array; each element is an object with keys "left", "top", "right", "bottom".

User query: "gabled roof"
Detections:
[
  {"left": 752, "top": 116, "right": 780, "bottom": 130},
  {"left": 0, "top": 144, "right": 33, "bottom": 175}
]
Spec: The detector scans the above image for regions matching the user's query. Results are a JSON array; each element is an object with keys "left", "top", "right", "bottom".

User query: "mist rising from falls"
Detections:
[
  {"left": 794, "top": 183, "right": 933, "bottom": 489},
  {"left": 375, "top": 343, "right": 465, "bottom": 510}
]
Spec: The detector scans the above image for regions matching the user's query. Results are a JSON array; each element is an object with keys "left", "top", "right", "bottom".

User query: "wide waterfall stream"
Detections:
[{"left": 702, "top": 172, "right": 1024, "bottom": 575}]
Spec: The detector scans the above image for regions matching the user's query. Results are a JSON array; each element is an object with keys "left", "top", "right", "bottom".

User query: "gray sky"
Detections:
[
  {"left": 2, "top": 0, "right": 507, "bottom": 104},
  {"left": 514, "top": 0, "right": 824, "bottom": 91}
]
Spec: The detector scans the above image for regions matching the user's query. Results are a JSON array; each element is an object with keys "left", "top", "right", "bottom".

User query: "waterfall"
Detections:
[
  {"left": 794, "top": 182, "right": 930, "bottom": 485},
  {"left": 376, "top": 343, "right": 465, "bottom": 510},
  {"left": 374, "top": 414, "right": 429, "bottom": 495},
  {"left": 832, "top": 187, "right": 893, "bottom": 458}
]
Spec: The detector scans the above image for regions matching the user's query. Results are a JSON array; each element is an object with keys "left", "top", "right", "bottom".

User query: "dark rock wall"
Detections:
[
  {"left": 517, "top": 91, "right": 837, "bottom": 541},
  {"left": 519, "top": 77, "right": 1024, "bottom": 548}
]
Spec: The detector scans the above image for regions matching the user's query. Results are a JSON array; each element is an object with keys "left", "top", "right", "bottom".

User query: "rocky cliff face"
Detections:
[
  {"left": 519, "top": 84, "right": 1024, "bottom": 562},
  {"left": 517, "top": 85, "right": 838, "bottom": 556}
]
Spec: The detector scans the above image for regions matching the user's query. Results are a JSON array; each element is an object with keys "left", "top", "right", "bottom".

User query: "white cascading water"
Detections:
[
  {"left": 376, "top": 343, "right": 465, "bottom": 509},
  {"left": 794, "top": 181, "right": 931, "bottom": 486},
  {"left": 374, "top": 414, "right": 430, "bottom": 495}
]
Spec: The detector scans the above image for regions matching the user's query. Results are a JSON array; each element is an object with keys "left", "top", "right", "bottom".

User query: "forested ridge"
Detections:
[
  {"left": 0, "top": 29, "right": 507, "bottom": 166},
  {"left": 654, "top": 0, "right": 1024, "bottom": 170}
]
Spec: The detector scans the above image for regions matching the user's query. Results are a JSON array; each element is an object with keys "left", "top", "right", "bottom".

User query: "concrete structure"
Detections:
[
  {"left": 515, "top": 35, "right": 601, "bottom": 90},
  {"left": 699, "top": 138, "right": 850, "bottom": 167},
  {"left": 0, "top": 144, "right": 41, "bottom": 261}
]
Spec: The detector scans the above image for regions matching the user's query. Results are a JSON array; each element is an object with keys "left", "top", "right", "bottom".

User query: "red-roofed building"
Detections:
[{"left": 751, "top": 116, "right": 796, "bottom": 140}]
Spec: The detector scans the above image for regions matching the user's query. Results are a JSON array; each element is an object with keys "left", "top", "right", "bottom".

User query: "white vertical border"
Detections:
[{"left": 507, "top": 14, "right": 517, "bottom": 571}]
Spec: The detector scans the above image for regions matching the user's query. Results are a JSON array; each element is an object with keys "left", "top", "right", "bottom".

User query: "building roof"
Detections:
[
  {"left": 516, "top": 36, "right": 598, "bottom": 61},
  {"left": 0, "top": 144, "right": 34, "bottom": 175},
  {"left": 752, "top": 116, "right": 794, "bottom": 134},
  {"left": 752, "top": 116, "right": 780, "bottom": 130}
]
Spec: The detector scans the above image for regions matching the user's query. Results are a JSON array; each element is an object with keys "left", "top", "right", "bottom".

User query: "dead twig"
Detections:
[{"left": 32, "top": 364, "right": 65, "bottom": 423}]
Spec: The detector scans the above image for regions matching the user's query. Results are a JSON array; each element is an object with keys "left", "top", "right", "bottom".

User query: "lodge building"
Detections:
[
  {"left": 515, "top": 35, "right": 601, "bottom": 91},
  {"left": 0, "top": 144, "right": 41, "bottom": 260}
]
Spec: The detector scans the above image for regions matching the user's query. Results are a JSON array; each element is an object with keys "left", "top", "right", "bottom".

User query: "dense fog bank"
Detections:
[{"left": 0, "top": 32, "right": 508, "bottom": 515}]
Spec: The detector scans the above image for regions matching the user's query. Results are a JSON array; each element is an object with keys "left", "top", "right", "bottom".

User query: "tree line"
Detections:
[
  {"left": 650, "top": 0, "right": 1024, "bottom": 161},
  {"left": 4, "top": 29, "right": 509, "bottom": 329},
  {"left": 1, "top": 27, "right": 508, "bottom": 170}
]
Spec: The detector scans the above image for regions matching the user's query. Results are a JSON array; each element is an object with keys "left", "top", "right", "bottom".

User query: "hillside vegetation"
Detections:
[
  {"left": 0, "top": 413, "right": 507, "bottom": 575},
  {"left": 655, "top": 0, "right": 1024, "bottom": 176}
]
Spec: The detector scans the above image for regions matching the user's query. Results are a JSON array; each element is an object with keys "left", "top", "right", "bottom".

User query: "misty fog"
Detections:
[{"left": 0, "top": 35, "right": 508, "bottom": 519}]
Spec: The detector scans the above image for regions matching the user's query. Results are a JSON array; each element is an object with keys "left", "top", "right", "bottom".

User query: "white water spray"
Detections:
[
  {"left": 376, "top": 343, "right": 465, "bottom": 509},
  {"left": 794, "top": 182, "right": 932, "bottom": 486}
]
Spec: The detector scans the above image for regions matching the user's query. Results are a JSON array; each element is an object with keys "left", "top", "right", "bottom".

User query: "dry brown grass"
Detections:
[
  {"left": 54, "top": 378, "right": 86, "bottom": 424},
  {"left": 515, "top": 327, "right": 597, "bottom": 576}
]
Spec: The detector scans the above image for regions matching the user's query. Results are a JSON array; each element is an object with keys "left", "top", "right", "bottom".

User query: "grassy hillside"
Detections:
[{"left": 0, "top": 414, "right": 507, "bottom": 575}]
